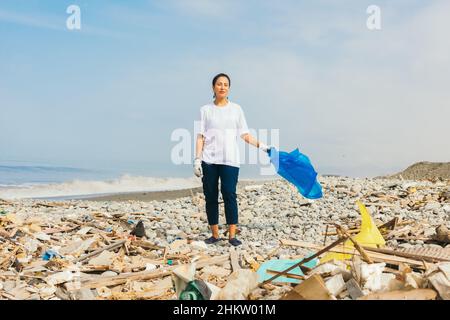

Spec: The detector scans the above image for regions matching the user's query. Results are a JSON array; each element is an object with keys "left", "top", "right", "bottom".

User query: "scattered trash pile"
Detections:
[{"left": 0, "top": 177, "right": 449, "bottom": 300}]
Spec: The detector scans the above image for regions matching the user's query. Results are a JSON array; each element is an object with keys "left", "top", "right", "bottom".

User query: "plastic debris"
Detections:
[
  {"left": 218, "top": 269, "right": 259, "bottom": 300},
  {"left": 321, "top": 201, "right": 386, "bottom": 263},
  {"left": 257, "top": 255, "right": 318, "bottom": 283},
  {"left": 0, "top": 175, "right": 448, "bottom": 301},
  {"left": 179, "top": 280, "right": 212, "bottom": 300},
  {"left": 268, "top": 147, "right": 323, "bottom": 199},
  {"left": 42, "top": 249, "right": 63, "bottom": 261}
]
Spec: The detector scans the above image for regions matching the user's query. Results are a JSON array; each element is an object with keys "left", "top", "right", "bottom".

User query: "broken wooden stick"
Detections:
[
  {"left": 131, "top": 240, "right": 164, "bottom": 250},
  {"left": 81, "top": 268, "right": 174, "bottom": 289},
  {"left": 323, "top": 217, "right": 400, "bottom": 236},
  {"left": 334, "top": 224, "right": 373, "bottom": 264},
  {"left": 266, "top": 269, "right": 305, "bottom": 281},
  {"left": 260, "top": 235, "right": 348, "bottom": 286},
  {"left": 323, "top": 224, "right": 329, "bottom": 246},
  {"left": 32, "top": 202, "right": 67, "bottom": 208},
  {"left": 378, "top": 217, "right": 399, "bottom": 231},
  {"left": 74, "top": 239, "right": 126, "bottom": 263}
]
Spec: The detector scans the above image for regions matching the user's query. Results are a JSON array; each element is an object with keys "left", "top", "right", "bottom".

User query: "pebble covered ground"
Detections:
[
  {"left": 1, "top": 176, "right": 449, "bottom": 300},
  {"left": 3, "top": 176, "right": 449, "bottom": 259}
]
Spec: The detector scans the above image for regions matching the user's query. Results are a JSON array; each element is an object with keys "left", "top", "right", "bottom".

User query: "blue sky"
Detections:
[{"left": 1, "top": 0, "right": 449, "bottom": 178}]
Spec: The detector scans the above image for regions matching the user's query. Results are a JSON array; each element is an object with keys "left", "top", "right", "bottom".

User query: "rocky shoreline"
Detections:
[{"left": 1, "top": 176, "right": 449, "bottom": 300}]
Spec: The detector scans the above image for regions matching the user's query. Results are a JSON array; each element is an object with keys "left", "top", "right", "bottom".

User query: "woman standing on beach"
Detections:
[{"left": 194, "top": 73, "right": 270, "bottom": 246}]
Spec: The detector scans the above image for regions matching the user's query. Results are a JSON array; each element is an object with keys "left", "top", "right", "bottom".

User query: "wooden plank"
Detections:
[
  {"left": 342, "top": 249, "right": 424, "bottom": 267},
  {"left": 80, "top": 254, "right": 229, "bottom": 289},
  {"left": 358, "top": 289, "right": 437, "bottom": 300},
  {"left": 398, "top": 247, "right": 450, "bottom": 261},
  {"left": 362, "top": 246, "right": 450, "bottom": 263}
]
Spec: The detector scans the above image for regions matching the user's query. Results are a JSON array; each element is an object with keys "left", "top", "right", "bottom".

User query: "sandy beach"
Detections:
[{"left": 84, "top": 180, "right": 267, "bottom": 202}]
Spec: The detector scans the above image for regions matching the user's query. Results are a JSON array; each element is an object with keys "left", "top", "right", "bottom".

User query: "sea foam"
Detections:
[{"left": 0, "top": 175, "right": 202, "bottom": 199}]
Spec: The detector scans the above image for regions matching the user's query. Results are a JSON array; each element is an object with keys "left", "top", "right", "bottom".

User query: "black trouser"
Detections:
[{"left": 201, "top": 162, "right": 239, "bottom": 225}]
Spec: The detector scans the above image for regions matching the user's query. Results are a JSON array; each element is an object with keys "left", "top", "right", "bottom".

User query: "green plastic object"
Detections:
[{"left": 179, "top": 280, "right": 212, "bottom": 300}]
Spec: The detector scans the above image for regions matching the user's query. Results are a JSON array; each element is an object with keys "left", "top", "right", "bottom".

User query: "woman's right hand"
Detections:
[
  {"left": 193, "top": 158, "right": 203, "bottom": 177},
  {"left": 259, "top": 143, "right": 271, "bottom": 153}
]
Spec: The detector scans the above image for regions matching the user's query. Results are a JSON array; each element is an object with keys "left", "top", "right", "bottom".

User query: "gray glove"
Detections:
[{"left": 193, "top": 158, "right": 203, "bottom": 177}]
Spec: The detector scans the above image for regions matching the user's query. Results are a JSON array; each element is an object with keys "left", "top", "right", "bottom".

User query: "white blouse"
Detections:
[{"left": 199, "top": 101, "right": 249, "bottom": 167}]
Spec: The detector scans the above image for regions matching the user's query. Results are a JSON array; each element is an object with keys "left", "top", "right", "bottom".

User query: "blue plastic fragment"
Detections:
[
  {"left": 42, "top": 249, "right": 63, "bottom": 261},
  {"left": 256, "top": 253, "right": 318, "bottom": 284},
  {"left": 268, "top": 147, "right": 323, "bottom": 199}
]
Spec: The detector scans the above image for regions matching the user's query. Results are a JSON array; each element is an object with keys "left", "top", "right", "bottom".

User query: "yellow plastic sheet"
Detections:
[{"left": 320, "top": 201, "right": 385, "bottom": 263}]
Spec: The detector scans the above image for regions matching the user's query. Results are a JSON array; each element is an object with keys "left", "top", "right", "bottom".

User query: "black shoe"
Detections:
[
  {"left": 204, "top": 236, "right": 221, "bottom": 244},
  {"left": 229, "top": 238, "right": 242, "bottom": 246}
]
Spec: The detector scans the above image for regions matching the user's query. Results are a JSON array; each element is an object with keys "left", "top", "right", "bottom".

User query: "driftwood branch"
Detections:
[
  {"left": 260, "top": 236, "right": 348, "bottom": 286},
  {"left": 74, "top": 240, "right": 126, "bottom": 263}
]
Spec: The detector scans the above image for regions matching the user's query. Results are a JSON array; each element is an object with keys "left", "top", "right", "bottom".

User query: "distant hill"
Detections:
[{"left": 383, "top": 162, "right": 450, "bottom": 180}]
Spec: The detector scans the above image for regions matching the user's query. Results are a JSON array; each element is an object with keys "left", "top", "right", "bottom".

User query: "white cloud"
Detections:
[
  {"left": 3, "top": 1, "right": 448, "bottom": 177},
  {"left": 0, "top": 8, "right": 129, "bottom": 39},
  {"left": 165, "top": 0, "right": 243, "bottom": 18},
  {"left": 157, "top": 1, "right": 450, "bottom": 176},
  {"left": 0, "top": 8, "right": 62, "bottom": 30}
]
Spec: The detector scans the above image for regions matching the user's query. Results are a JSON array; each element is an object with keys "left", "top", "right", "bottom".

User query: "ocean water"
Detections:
[{"left": 0, "top": 165, "right": 202, "bottom": 200}]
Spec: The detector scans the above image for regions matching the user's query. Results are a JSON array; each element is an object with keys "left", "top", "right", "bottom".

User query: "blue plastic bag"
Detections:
[{"left": 268, "top": 148, "right": 323, "bottom": 199}]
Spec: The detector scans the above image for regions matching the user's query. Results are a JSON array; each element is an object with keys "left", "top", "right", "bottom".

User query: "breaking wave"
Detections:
[{"left": 0, "top": 175, "right": 202, "bottom": 200}]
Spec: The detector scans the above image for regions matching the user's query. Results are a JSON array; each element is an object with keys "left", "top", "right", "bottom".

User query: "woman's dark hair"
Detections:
[{"left": 212, "top": 73, "right": 231, "bottom": 87}]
